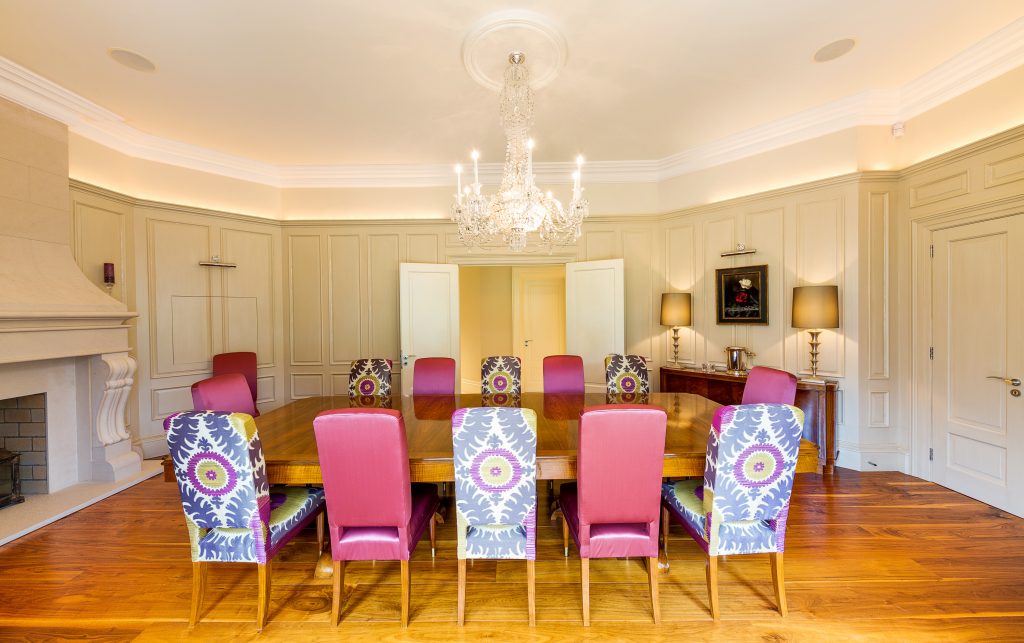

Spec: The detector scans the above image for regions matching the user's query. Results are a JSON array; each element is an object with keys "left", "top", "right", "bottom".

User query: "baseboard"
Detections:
[
  {"left": 136, "top": 433, "right": 169, "bottom": 459},
  {"left": 835, "top": 441, "right": 910, "bottom": 473}
]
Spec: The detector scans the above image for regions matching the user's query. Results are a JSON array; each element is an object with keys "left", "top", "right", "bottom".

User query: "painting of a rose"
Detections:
[{"left": 716, "top": 265, "right": 768, "bottom": 324}]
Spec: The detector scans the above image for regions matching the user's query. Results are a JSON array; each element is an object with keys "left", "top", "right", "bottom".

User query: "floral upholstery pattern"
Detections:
[
  {"left": 482, "top": 392, "right": 522, "bottom": 408},
  {"left": 165, "top": 411, "right": 324, "bottom": 564},
  {"left": 348, "top": 358, "right": 393, "bottom": 397},
  {"left": 604, "top": 354, "right": 650, "bottom": 396},
  {"left": 480, "top": 356, "right": 522, "bottom": 396},
  {"left": 662, "top": 403, "right": 803, "bottom": 556},
  {"left": 452, "top": 407, "right": 537, "bottom": 560},
  {"left": 348, "top": 394, "right": 394, "bottom": 409}
]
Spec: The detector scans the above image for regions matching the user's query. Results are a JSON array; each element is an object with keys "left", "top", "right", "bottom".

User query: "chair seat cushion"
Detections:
[
  {"left": 662, "top": 479, "right": 778, "bottom": 555},
  {"left": 335, "top": 483, "right": 440, "bottom": 560},
  {"left": 465, "top": 524, "right": 528, "bottom": 559},
  {"left": 560, "top": 483, "right": 658, "bottom": 559}
]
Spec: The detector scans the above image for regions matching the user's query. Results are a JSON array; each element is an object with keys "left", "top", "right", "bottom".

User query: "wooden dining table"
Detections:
[{"left": 163, "top": 392, "right": 821, "bottom": 484}]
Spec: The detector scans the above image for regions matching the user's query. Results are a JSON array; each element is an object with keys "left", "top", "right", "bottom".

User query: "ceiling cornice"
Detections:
[{"left": 3, "top": 17, "right": 1023, "bottom": 188}]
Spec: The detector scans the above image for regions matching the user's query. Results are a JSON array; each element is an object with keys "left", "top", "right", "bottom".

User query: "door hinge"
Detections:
[
  {"left": 929, "top": 447, "right": 934, "bottom": 461},
  {"left": 929, "top": 244, "right": 934, "bottom": 258},
  {"left": 929, "top": 347, "right": 934, "bottom": 360}
]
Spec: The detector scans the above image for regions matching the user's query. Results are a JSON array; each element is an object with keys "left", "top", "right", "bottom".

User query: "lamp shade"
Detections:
[
  {"left": 792, "top": 285, "right": 839, "bottom": 329},
  {"left": 660, "top": 292, "right": 692, "bottom": 327}
]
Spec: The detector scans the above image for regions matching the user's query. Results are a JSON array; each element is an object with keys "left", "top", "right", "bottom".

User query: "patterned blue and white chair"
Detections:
[
  {"left": 451, "top": 406, "right": 537, "bottom": 625},
  {"left": 661, "top": 403, "right": 804, "bottom": 620},
  {"left": 165, "top": 411, "right": 325, "bottom": 631}
]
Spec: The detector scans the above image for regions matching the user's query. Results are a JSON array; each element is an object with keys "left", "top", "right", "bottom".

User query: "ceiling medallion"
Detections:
[
  {"left": 451, "top": 52, "right": 588, "bottom": 253},
  {"left": 462, "top": 10, "right": 568, "bottom": 91}
]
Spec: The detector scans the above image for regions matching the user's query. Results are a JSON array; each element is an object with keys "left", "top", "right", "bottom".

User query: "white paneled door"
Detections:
[
  {"left": 931, "top": 215, "right": 1023, "bottom": 517},
  {"left": 566, "top": 259, "right": 624, "bottom": 392},
  {"left": 399, "top": 263, "right": 460, "bottom": 396},
  {"left": 512, "top": 266, "right": 566, "bottom": 392}
]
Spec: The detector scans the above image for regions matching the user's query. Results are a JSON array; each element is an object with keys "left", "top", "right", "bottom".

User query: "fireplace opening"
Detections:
[{"left": 0, "top": 393, "right": 47, "bottom": 503}]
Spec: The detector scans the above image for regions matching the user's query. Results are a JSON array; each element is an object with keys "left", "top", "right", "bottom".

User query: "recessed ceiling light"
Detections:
[
  {"left": 813, "top": 38, "right": 856, "bottom": 63},
  {"left": 108, "top": 48, "right": 156, "bottom": 73}
]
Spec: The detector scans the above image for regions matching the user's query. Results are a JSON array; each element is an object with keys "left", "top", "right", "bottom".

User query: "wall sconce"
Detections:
[
  {"left": 792, "top": 285, "right": 839, "bottom": 381},
  {"left": 660, "top": 292, "right": 692, "bottom": 364},
  {"left": 102, "top": 262, "right": 115, "bottom": 294}
]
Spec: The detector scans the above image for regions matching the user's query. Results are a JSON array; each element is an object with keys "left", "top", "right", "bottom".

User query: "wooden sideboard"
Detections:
[{"left": 659, "top": 366, "right": 838, "bottom": 474}]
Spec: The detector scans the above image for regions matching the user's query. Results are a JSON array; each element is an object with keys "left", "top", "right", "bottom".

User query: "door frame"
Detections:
[{"left": 910, "top": 203, "right": 1024, "bottom": 479}]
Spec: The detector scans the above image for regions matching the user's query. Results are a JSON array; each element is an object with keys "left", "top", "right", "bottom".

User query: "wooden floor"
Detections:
[{"left": 1, "top": 470, "right": 1023, "bottom": 641}]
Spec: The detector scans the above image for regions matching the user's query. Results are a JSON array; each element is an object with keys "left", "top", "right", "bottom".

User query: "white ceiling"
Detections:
[{"left": 1, "top": 1, "right": 1023, "bottom": 178}]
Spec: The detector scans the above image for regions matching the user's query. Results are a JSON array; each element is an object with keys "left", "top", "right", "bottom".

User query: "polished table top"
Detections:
[{"left": 163, "top": 392, "right": 821, "bottom": 483}]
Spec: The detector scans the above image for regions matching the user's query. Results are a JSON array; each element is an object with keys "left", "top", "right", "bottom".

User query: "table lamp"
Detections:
[
  {"left": 660, "top": 292, "right": 692, "bottom": 364},
  {"left": 792, "top": 285, "right": 839, "bottom": 380}
]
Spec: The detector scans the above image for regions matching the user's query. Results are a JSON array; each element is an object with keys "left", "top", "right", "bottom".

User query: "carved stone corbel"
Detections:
[{"left": 90, "top": 352, "right": 142, "bottom": 481}]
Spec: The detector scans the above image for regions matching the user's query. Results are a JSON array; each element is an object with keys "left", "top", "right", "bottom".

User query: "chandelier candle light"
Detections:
[{"left": 452, "top": 52, "right": 589, "bottom": 252}]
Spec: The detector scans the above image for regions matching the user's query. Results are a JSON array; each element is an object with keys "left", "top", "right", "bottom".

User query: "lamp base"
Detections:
[
  {"left": 671, "top": 327, "right": 681, "bottom": 363},
  {"left": 807, "top": 329, "right": 822, "bottom": 379}
]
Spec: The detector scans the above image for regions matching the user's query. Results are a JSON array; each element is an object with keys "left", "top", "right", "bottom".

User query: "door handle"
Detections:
[
  {"left": 402, "top": 354, "right": 416, "bottom": 367},
  {"left": 987, "top": 376, "right": 1022, "bottom": 387},
  {"left": 523, "top": 339, "right": 532, "bottom": 348}
]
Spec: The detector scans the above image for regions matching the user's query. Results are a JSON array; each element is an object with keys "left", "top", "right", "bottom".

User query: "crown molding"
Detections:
[{"left": 3, "top": 17, "right": 1023, "bottom": 188}]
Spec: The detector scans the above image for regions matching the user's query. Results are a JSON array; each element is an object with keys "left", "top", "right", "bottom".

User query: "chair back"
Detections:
[
  {"left": 164, "top": 411, "right": 267, "bottom": 530},
  {"left": 212, "top": 351, "right": 258, "bottom": 403},
  {"left": 348, "top": 358, "right": 393, "bottom": 396},
  {"left": 741, "top": 366, "right": 798, "bottom": 405},
  {"left": 191, "top": 373, "right": 258, "bottom": 416},
  {"left": 543, "top": 355, "right": 585, "bottom": 395},
  {"left": 413, "top": 357, "right": 456, "bottom": 395},
  {"left": 604, "top": 354, "right": 650, "bottom": 395},
  {"left": 705, "top": 404, "right": 804, "bottom": 522},
  {"left": 577, "top": 405, "right": 666, "bottom": 526},
  {"left": 314, "top": 409, "right": 412, "bottom": 527},
  {"left": 452, "top": 407, "right": 536, "bottom": 528},
  {"left": 480, "top": 356, "right": 522, "bottom": 396}
]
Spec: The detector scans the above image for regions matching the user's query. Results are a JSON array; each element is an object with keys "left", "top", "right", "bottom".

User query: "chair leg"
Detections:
[
  {"left": 256, "top": 562, "right": 271, "bottom": 632},
  {"left": 457, "top": 559, "right": 467, "bottom": 626},
  {"left": 316, "top": 511, "right": 325, "bottom": 554},
  {"left": 400, "top": 559, "right": 410, "bottom": 627},
  {"left": 331, "top": 560, "right": 345, "bottom": 626},
  {"left": 770, "top": 552, "right": 788, "bottom": 616},
  {"left": 647, "top": 557, "right": 661, "bottom": 624},
  {"left": 430, "top": 513, "right": 437, "bottom": 558},
  {"left": 660, "top": 506, "right": 670, "bottom": 555},
  {"left": 706, "top": 555, "right": 719, "bottom": 621},
  {"left": 189, "top": 561, "right": 206, "bottom": 628},
  {"left": 581, "top": 557, "right": 590, "bottom": 627},
  {"left": 527, "top": 559, "right": 536, "bottom": 626},
  {"left": 562, "top": 517, "right": 569, "bottom": 558}
]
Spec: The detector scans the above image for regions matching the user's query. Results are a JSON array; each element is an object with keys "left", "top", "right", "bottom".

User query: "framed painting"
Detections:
[{"left": 715, "top": 264, "right": 768, "bottom": 324}]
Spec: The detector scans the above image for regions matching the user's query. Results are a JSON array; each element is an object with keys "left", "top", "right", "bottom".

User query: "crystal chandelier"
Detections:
[{"left": 451, "top": 52, "right": 589, "bottom": 252}]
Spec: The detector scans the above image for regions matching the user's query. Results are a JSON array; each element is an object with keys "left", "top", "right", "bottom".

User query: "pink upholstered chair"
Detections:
[
  {"left": 742, "top": 366, "right": 798, "bottom": 405},
  {"left": 412, "top": 357, "right": 456, "bottom": 395},
  {"left": 560, "top": 404, "right": 668, "bottom": 626},
  {"left": 313, "top": 408, "right": 440, "bottom": 627},
  {"left": 543, "top": 355, "right": 585, "bottom": 395},
  {"left": 212, "top": 352, "right": 258, "bottom": 412},
  {"left": 191, "top": 373, "right": 258, "bottom": 417}
]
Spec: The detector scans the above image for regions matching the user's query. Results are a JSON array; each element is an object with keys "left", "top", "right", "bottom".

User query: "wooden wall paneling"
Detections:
[
  {"left": 664, "top": 223, "right": 696, "bottom": 366},
  {"left": 622, "top": 229, "right": 654, "bottom": 361},
  {"left": 328, "top": 234, "right": 361, "bottom": 366},
  {"left": 867, "top": 192, "right": 891, "bottom": 380},
  {"left": 794, "top": 198, "right": 844, "bottom": 377},
  {"left": 220, "top": 227, "right": 275, "bottom": 365},
  {"left": 367, "top": 233, "right": 400, "bottom": 365},
  {"left": 406, "top": 233, "right": 440, "bottom": 264},
  {"left": 583, "top": 229, "right": 618, "bottom": 261},
  {"left": 147, "top": 218, "right": 213, "bottom": 377},
  {"left": 71, "top": 199, "right": 130, "bottom": 302},
  {"left": 743, "top": 207, "right": 786, "bottom": 369},
  {"left": 702, "top": 215, "right": 738, "bottom": 367},
  {"left": 286, "top": 234, "right": 324, "bottom": 367}
]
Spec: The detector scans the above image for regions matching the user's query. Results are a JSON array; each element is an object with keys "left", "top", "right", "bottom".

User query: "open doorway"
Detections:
[{"left": 459, "top": 265, "right": 566, "bottom": 393}]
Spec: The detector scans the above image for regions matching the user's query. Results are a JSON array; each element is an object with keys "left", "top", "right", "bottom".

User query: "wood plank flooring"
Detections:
[{"left": 1, "top": 469, "right": 1023, "bottom": 641}]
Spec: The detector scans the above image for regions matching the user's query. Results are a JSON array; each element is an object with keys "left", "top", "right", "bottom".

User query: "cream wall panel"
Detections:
[
  {"left": 584, "top": 230, "right": 617, "bottom": 261},
  {"left": 702, "top": 216, "right": 738, "bottom": 367},
  {"left": 367, "top": 234, "right": 400, "bottom": 362},
  {"left": 407, "top": 233, "right": 439, "bottom": 263},
  {"left": 220, "top": 228, "right": 276, "bottom": 364},
  {"left": 869, "top": 391, "right": 890, "bottom": 428},
  {"left": 151, "top": 385, "right": 193, "bottom": 419},
  {"left": 908, "top": 169, "right": 969, "bottom": 208},
  {"left": 71, "top": 201, "right": 129, "bottom": 301},
  {"left": 148, "top": 219, "right": 212, "bottom": 377},
  {"left": 867, "top": 192, "right": 891, "bottom": 379},
  {"left": 623, "top": 229, "right": 654, "bottom": 360},
  {"left": 291, "top": 373, "right": 324, "bottom": 398},
  {"left": 331, "top": 373, "right": 349, "bottom": 396},
  {"left": 664, "top": 223, "right": 697, "bottom": 365},
  {"left": 794, "top": 198, "right": 843, "bottom": 377},
  {"left": 256, "top": 375, "right": 275, "bottom": 404},
  {"left": 287, "top": 234, "right": 323, "bottom": 365},
  {"left": 328, "top": 234, "right": 362, "bottom": 364},
  {"left": 742, "top": 207, "right": 786, "bottom": 369},
  {"left": 984, "top": 151, "right": 1024, "bottom": 189}
]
